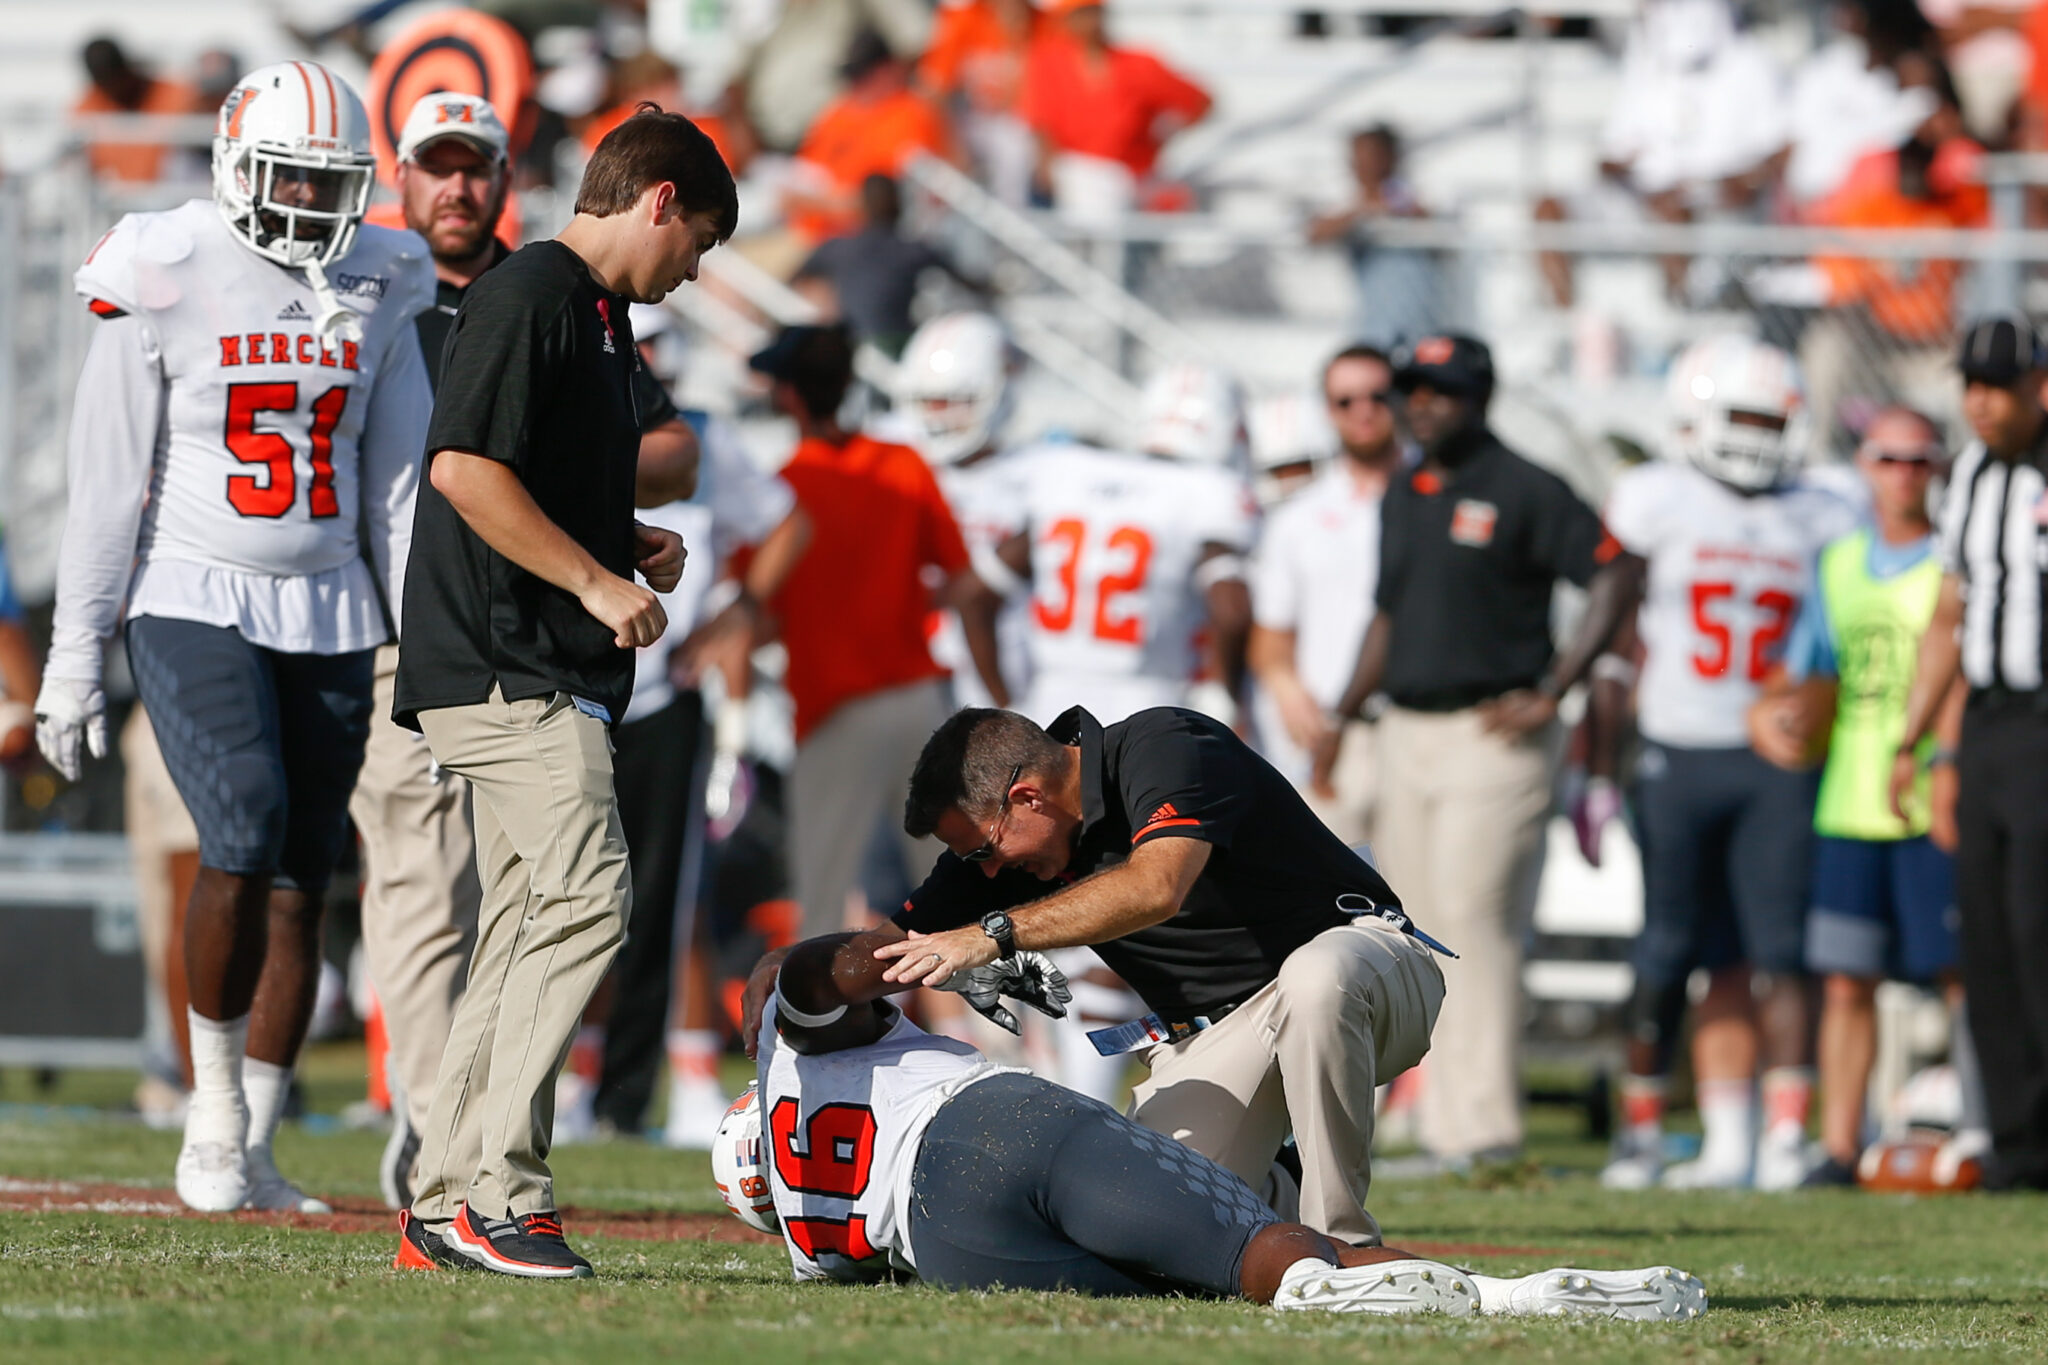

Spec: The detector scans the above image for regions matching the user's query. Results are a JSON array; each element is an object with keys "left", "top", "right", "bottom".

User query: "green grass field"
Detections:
[{"left": 3, "top": 1044, "right": 2044, "bottom": 1364}]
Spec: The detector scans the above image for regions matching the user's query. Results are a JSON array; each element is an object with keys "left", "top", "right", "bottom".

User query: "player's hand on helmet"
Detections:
[
  {"left": 633, "top": 522, "right": 687, "bottom": 594},
  {"left": 33, "top": 676, "right": 108, "bottom": 782},
  {"left": 934, "top": 951, "right": 1073, "bottom": 1035},
  {"left": 581, "top": 572, "right": 669, "bottom": 649}
]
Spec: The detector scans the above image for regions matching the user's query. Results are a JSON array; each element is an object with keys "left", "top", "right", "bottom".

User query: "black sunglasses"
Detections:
[
  {"left": 962, "top": 763, "right": 1024, "bottom": 864},
  {"left": 1329, "top": 389, "right": 1392, "bottom": 411}
]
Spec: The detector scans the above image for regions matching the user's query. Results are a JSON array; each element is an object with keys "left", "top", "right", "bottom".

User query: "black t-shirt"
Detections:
[
  {"left": 394, "top": 240, "right": 650, "bottom": 729},
  {"left": 1375, "top": 429, "right": 1611, "bottom": 708},
  {"left": 414, "top": 240, "right": 678, "bottom": 434},
  {"left": 795, "top": 228, "right": 946, "bottom": 348},
  {"left": 894, "top": 707, "right": 1405, "bottom": 1015}
]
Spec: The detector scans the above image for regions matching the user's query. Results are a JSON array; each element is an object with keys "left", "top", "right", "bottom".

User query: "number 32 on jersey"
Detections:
[
  {"left": 224, "top": 381, "right": 350, "bottom": 520},
  {"left": 1034, "top": 518, "right": 1156, "bottom": 644}
]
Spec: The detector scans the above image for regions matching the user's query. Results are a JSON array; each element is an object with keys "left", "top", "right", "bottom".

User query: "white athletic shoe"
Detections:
[
  {"left": 175, "top": 1140, "right": 250, "bottom": 1213},
  {"left": 1753, "top": 1124, "right": 1815, "bottom": 1192},
  {"left": 1600, "top": 1135, "right": 1664, "bottom": 1191},
  {"left": 1474, "top": 1266, "right": 1707, "bottom": 1321},
  {"left": 1934, "top": 1126, "right": 1992, "bottom": 1185},
  {"left": 1272, "top": 1258, "right": 1478, "bottom": 1317},
  {"left": 1661, "top": 1153, "right": 1752, "bottom": 1190},
  {"left": 244, "top": 1170, "right": 334, "bottom": 1214},
  {"left": 662, "top": 1082, "right": 731, "bottom": 1151}
]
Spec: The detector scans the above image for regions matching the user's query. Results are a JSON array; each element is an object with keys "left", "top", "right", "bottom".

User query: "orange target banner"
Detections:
[{"left": 366, "top": 7, "right": 535, "bottom": 188}]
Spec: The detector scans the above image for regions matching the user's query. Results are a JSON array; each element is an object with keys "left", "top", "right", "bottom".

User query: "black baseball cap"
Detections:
[
  {"left": 749, "top": 325, "right": 843, "bottom": 380},
  {"left": 1393, "top": 334, "right": 1495, "bottom": 399},
  {"left": 840, "top": 27, "right": 895, "bottom": 80},
  {"left": 1958, "top": 315, "right": 2048, "bottom": 387}
]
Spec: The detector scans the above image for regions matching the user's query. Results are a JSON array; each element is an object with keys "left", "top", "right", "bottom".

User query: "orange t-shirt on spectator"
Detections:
[
  {"left": 1020, "top": 32, "right": 1209, "bottom": 176},
  {"left": 771, "top": 432, "right": 970, "bottom": 741},
  {"left": 1814, "top": 138, "right": 1988, "bottom": 343},
  {"left": 75, "top": 78, "right": 201, "bottom": 183},
  {"left": 921, "top": 0, "right": 1046, "bottom": 113},
  {"left": 788, "top": 89, "right": 951, "bottom": 242}
]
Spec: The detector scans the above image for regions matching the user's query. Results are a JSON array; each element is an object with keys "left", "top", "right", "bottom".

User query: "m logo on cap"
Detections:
[
  {"left": 1415, "top": 337, "right": 1455, "bottom": 365},
  {"left": 436, "top": 100, "right": 476, "bottom": 124}
]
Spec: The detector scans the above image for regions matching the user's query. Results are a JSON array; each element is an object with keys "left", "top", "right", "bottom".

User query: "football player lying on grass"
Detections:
[{"left": 713, "top": 928, "right": 1708, "bottom": 1320}]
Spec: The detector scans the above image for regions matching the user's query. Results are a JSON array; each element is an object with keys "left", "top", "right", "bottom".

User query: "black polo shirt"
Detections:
[
  {"left": 894, "top": 706, "right": 1404, "bottom": 1016},
  {"left": 394, "top": 240, "right": 646, "bottom": 729},
  {"left": 414, "top": 239, "right": 678, "bottom": 430},
  {"left": 1376, "top": 428, "right": 1612, "bottom": 709}
]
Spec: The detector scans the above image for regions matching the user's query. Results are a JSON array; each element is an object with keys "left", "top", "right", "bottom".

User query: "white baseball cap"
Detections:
[{"left": 397, "top": 92, "right": 510, "bottom": 164}]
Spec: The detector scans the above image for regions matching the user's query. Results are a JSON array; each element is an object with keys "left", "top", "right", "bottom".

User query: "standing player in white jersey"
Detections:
[
  {"left": 34, "top": 62, "right": 435, "bottom": 1214},
  {"left": 696, "top": 927, "right": 1708, "bottom": 1322},
  {"left": 896, "top": 311, "right": 1031, "bottom": 710},
  {"left": 1599, "top": 334, "right": 1861, "bottom": 1191},
  {"left": 968, "top": 362, "right": 1258, "bottom": 728}
]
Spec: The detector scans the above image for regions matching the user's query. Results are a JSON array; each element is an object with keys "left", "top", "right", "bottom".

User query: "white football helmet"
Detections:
[
  {"left": 896, "top": 312, "right": 1015, "bottom": 466},
  {"left": 212, "top": 61, "right": 376, "bottom": 269},
  {"left": 711, "top": 1083, "right": 779, "bottom": 1236},
  {"left": 1247, "top": 391, "right": 1333, "bottom": 505},
  {"left": 1667, "top": 332, "right": 1809, "bottom": 492},
  {"left": 1138, "top": 362, "right": 1246, "bottom": 468}
]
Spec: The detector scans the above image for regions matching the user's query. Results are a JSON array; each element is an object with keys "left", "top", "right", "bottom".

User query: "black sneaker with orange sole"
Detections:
[
  {"left": 443, "top": 1204, "right": 594, "bottom": 1279},
  {"left": 393, "top": 1209, "right": 473, "bottom": 1271}
]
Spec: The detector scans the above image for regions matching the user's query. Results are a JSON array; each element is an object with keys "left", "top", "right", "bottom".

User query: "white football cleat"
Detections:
[
  {"left": 175, "top": 1140, "right": 251, "bottom": 1213},
  {"left": 1474, "top": 1266, "right": 1707, "bottom": 1321},
  {"left": 1600, "top": 1134, "right": 1664, "bottom": 1190},
  {"left": 1272, "top": 1258, "right": 1478, "bottom": 1317},
  {"left": 1753, "top": 1123, "right": 1815, "bottom": 1192},
  {"left": 244, "top": 1171, "right": 334, "bottom": 1214},
  {"left": 1661, "top": 1154, "right": 1752, "bottom": 1190}
]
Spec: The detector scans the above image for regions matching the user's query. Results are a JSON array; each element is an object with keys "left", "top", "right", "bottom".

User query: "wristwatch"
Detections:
[{"left": 980, "top": 910, "right": 1018, "bottom": 961}]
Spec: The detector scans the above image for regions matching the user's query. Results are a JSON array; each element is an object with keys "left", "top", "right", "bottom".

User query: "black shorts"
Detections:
[
  {"left": 1631, "top": 742, "right": 1816, "bottom": 987},
  {"left": 125, "top": 615, "right": 374, "bottom": 894},
  {"left": 908, "top": 1072, "right": 1278, "bottom": 1297}
]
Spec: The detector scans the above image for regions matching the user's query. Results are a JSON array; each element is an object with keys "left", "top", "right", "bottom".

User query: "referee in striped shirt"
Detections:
[{"left": 1895, "top": 315, "right": 2048, "bottom": 1192}]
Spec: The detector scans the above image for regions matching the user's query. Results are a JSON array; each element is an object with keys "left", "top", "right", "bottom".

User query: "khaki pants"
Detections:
[
  {"left": 1302, "top": 718, "right": 1379, "bottom": 849},
  {"left": 410, "top": 688, "right": 631, "bottom": 1221},
  {"left": 790, "top": 679, "right": 949, "bottom": 940},
  {"left": 1128, "top": 918, "right": 1444, "bottom": 1246},
  {"left": 347, "top": 645, "right": 481, "bottom": 1131},
  {"left": 1374, "top": 705, "right": 1554, "bottom": 1160}
]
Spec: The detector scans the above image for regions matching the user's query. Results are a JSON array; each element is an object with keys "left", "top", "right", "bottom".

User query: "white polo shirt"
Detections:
[{"left": 1251, "top": 460, "right": 1387, "bottom": 709}]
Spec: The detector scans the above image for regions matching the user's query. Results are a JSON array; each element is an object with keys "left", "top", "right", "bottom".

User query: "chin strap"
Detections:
[{"left": 302, "top": 259, "right": 363, "bottom": 343}]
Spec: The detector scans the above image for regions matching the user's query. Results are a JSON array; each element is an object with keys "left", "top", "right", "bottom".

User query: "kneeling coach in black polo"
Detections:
[{"left": 761, "top": 704, "right": 1449, "bottom": 1247}]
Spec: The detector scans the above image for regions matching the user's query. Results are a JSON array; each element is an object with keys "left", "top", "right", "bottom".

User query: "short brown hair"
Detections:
[
  {"left": 903, "top": 709, "right": 1069, "bottom": 839},
  {"left": 575, "top": 103, "right": 739, "bottom": 239}
]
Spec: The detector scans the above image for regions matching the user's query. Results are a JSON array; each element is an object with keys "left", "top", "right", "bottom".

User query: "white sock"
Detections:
[
  {"left": 1696, "top": 1079, "right": 1755, "bottom": 1170},
  {"left": 242, "top": 1057, "right": 292, "bottom": 1178},
  {"left": 185, "top": 1010, "right": 250, "bottom": 1146}
]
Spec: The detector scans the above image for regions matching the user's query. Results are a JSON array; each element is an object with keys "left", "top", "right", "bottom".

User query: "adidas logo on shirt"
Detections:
[
  {"left": 1149, "top": 803, "right": 1179, "bottom": 823},
  {"left": 276, "top": 299, "right": 312, "bottom": 321}
]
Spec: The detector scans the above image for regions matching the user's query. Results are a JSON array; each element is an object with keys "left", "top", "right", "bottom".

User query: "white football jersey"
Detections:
[
  {"left": 52, "top": 198, "right": 432, "bottom": 670},
  {"left": 933, "top": 451, "right": 1032, "bottom": 709},
  {"left": 1011, "top": 443, "right": 1257, "bottom": 725},
  {"left": 757, "top": 994, "right": 1011, "bottom": 1282},
  {"left": 1608, "top": 460, "right": 1861, "bottom": 748}
]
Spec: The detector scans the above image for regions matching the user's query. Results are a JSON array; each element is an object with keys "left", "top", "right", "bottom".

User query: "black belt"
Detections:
[
  {"left": 1387, "top": 680, "right": 1537, "bottom": 713},
  {"left": 1967, "top": 685, "right": 2048, "bottom": 716},
  {"left": 1156, "top": 1000, "right": 1242, "bottom": 1031}
]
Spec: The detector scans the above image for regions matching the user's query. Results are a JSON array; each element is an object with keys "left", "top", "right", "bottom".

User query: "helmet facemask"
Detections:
[{"left": 214, "top": 139, "right": 374, "bottom": 269}]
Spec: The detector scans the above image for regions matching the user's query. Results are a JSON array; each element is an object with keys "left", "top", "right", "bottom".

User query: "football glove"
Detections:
[
  {"left": 934, "top": 950, "right": 1074, "bottom": 1035},
  {"left": 34, "top": 676, "right": 108, "bottom": 782}
]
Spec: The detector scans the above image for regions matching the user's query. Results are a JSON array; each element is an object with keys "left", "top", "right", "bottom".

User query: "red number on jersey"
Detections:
[
  {"left": 769, "top": 1097, "right": 877, "bottom": 1198},
  {"left": 1033, "top": 518, "right": 1086, "bottom": 634},
  {"left": 1690, "top": 581, "right": 1799, "bottom": 681},
  {"left": 769, "top": 1097, "right": 880, "bottom": 1262},
  {"left": 1032, "top": 520, "right": 1157, "bottom": 643},
  {"left": 306, "top": 384, "right": 348, "bottom": 518},
  {"left": 223, "top": 382, "right": 299, "bottom": 518},
  {"left": 223, "top": 382, "right": 349, "bottom": 519},
  {"left": 1093, "top": 526, "right": 1155, "bottom": 645}
]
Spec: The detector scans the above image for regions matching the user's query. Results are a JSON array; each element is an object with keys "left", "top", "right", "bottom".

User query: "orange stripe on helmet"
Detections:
[{"left": 292, "top": 61, "right": 316, "bottom": 133}]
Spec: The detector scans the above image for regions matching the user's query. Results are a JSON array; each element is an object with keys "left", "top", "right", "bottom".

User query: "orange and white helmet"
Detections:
[
  {"left": 711, "top": 1083, "right": 779, "bottom": 1236},
  {"left": 1138, "top": 362, "right": 1246, "bottom": 468},
  {"left": 211, "top": 61, "right": 376, "bottom": 269},
  {"left": 896, "top": 312, "right": 1016, "bottom": 466},
  {"left": 1667, "top": 332, "right": 1809, "bottom": 492}
]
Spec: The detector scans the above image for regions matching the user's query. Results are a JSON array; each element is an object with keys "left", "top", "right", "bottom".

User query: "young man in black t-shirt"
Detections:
[
  {"left": 739, "top": 705, "right": 1448, "bottom": 1248},
  {"left": 391, "top": 107, "right": 737, "bottom": 1281}
]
